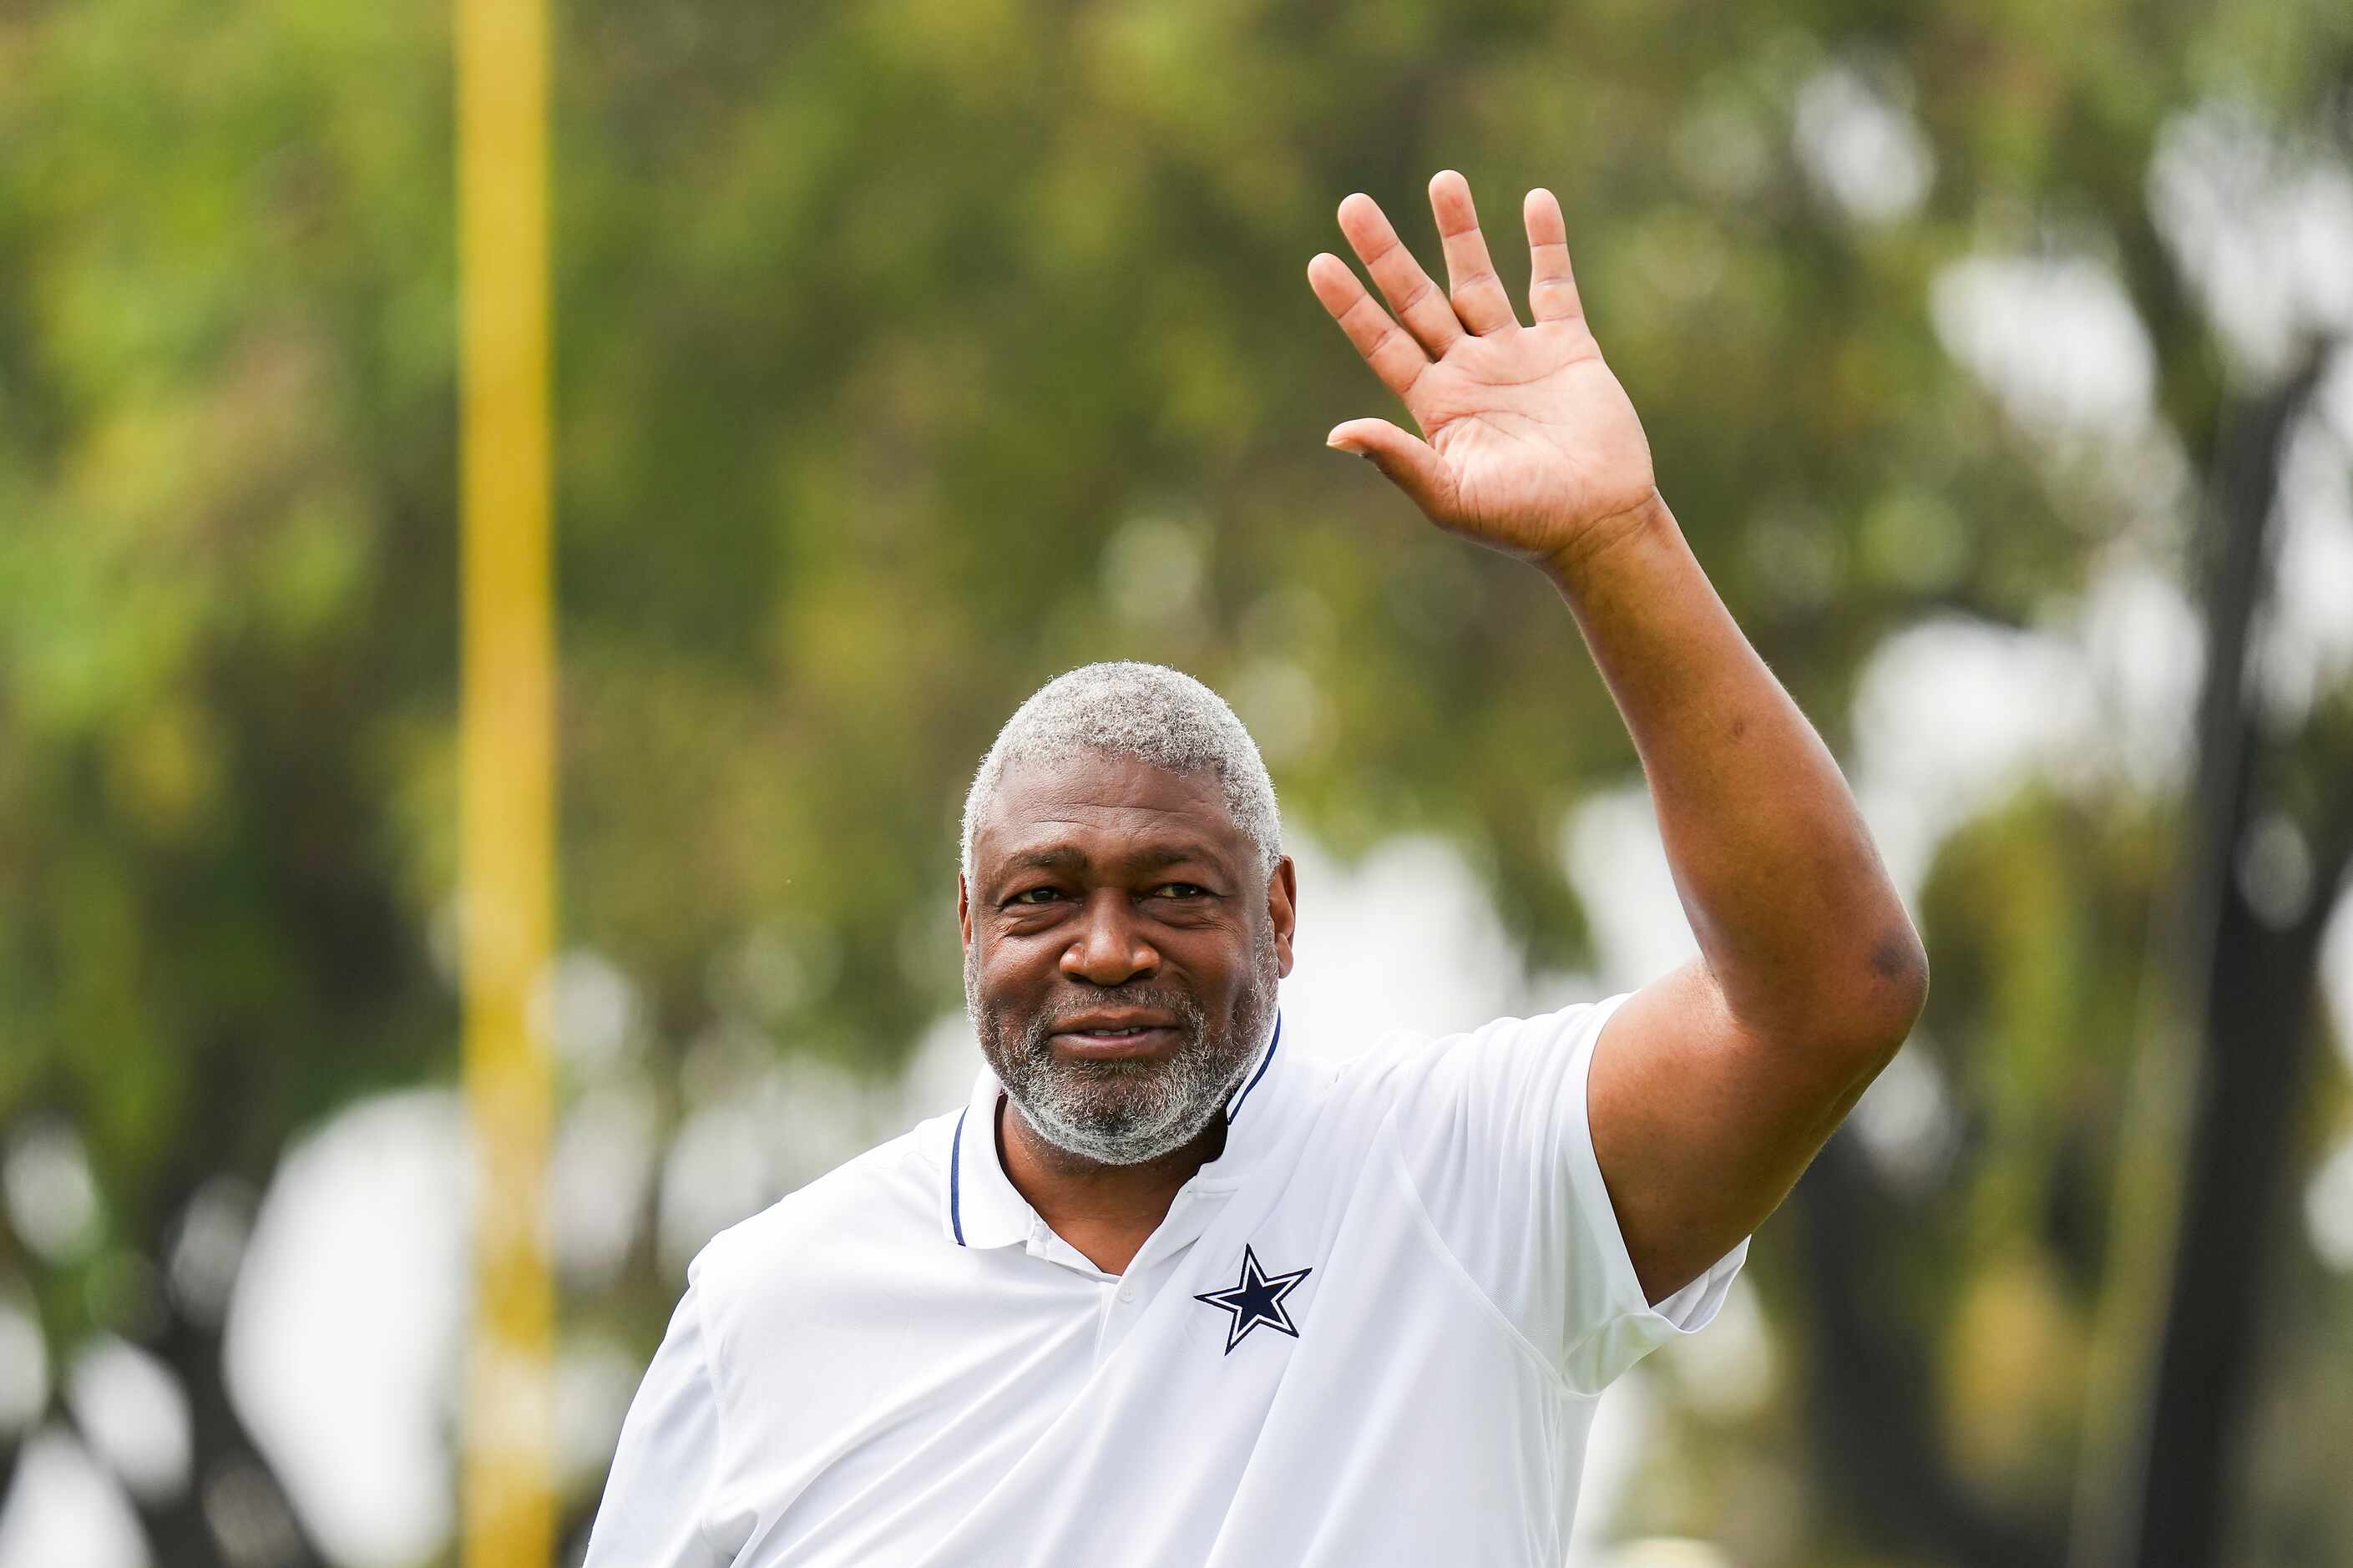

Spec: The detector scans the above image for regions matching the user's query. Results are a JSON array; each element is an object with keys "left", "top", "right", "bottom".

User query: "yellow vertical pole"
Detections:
[{"left": 456, "top": 0, "right": 554, "bottom": 1557}]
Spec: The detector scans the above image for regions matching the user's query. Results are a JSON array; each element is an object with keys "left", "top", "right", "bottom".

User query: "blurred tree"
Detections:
[
  {"left": 2072, "top": 356, "right": 2349, "bottom": 1568},
  {"left": 0, "top": 0, "right": 2347, "bottom": 1563}
]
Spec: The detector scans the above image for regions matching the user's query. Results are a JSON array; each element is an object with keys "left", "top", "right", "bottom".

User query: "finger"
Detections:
[
  {"left": 1326, "top": 417, "right": 1457, "bottom": 519},
  {"left": 1336, "top": 192, "right": 1464, "bottom": 359},
  {"left": 1523, "top": 188, "right": 1585, "bottom": 323},
  {"left": 1306, "top": 252, "right": 1431, "bottom": 401},
  {"left": 1428, "top": 169, "right": 1518, "bottom": 335}
]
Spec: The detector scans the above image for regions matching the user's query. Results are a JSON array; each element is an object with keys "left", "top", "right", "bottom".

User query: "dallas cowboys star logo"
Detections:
[{"left": 1193, "top": 1243, "right": 1313, "bottom": 1354}]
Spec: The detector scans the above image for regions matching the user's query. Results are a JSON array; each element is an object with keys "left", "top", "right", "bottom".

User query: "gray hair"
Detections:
[{"left": 959, "top": 662, "right": 1282, "bottom": 887}]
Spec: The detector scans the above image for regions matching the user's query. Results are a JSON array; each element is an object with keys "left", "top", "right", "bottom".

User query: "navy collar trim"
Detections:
[
  {"left": 1224, "top": 1011, "right": 1283, "bottom": 1124},
  {"left": 949, "top": 1105, "right": 970, "bottom": 1246}
]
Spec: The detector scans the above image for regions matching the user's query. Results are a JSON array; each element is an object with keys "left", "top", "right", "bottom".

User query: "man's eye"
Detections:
[
  {"left": 1009, "top": 888, "right": 1062, "bottom": 905},
  {"left": 1155, "top": 883, "right": 1208, "bottom": 898}
]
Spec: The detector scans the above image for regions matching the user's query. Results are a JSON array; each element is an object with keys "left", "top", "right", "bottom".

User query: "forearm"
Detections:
[{"left": 1541, "top": 491, "right": 1926, "bottom": 1053}]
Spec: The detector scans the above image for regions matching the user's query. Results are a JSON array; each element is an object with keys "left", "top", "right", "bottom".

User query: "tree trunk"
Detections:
[
  {"left": 1792, "top": 1136, "right": 2068, "bottom": 1566},
  {"left": 2072, "top": 352, "right": 2331, "bottom": 1568}
]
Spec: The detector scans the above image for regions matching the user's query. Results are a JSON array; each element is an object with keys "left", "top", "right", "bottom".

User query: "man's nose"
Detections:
[{"left": 1061, "top": 891, "right": 1160, "bottom": 985}]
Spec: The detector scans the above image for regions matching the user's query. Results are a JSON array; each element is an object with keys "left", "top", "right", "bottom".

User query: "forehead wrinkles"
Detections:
[
  {"left": 979, "top": 771, "right": 1240, "bottom": 868},
  {"left": 987, "top": 824, "right": 1236, "bottom": 882},
  {"left": 1001, "top": 761, "right": 1222, "bottom": 814},
  {"left": 1011, "top": 803, "right": 1217, "bottom": 842}
]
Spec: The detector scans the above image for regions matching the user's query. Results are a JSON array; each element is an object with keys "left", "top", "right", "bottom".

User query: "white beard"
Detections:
[{"left": 966, "top": 921, "right": 1280, "bottom": 1166}]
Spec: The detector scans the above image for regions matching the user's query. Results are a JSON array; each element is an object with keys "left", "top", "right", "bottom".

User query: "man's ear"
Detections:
[
  {"left": 958, "top": 874, "right": 972, "bottom": 950},
  {"left": 1268, "top": 855, "right": 1298, "bottom": 978}
]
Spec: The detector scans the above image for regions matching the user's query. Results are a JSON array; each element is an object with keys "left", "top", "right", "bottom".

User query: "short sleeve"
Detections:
[
  {"left": 1375, "top": 992, "right": 1748, "bottom": 1395},
  {"left": 580, "top": 1258, "right": 739, "bottom": 1568}
]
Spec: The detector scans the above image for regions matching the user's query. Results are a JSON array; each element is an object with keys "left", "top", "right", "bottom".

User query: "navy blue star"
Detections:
[{"left": 1194, "top": 1244, "right": 1313, "bottom": 1354}]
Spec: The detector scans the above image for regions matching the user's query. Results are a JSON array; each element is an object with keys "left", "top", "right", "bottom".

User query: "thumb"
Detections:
[{"left": 1327, "top": 419, "right": 1455, "bottom": 518}]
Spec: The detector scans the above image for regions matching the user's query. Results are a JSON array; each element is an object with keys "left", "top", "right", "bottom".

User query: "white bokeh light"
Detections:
[
  {"left": 537, "top": 949, "right": 641, "bottom": 1078},
  {"left": 1560, "top": 792, "right": 1702, "bottom": 997},
  {"left": 1930, "top": 253, "right": 2156, "bottom": 443},
  {"left": 3, "top": 1123, "right": 103, "bottom": 1267},
  {"left": 1655, "top": 1276, "right": 1779, "bottom": 1423},
  {"left": 1279, "top": 832, "right": 1545, "bottom": 1060},
  {"left": 2250, "top": 412, "right": 2353, "bottom": 728},
  {"left": 224, "top": 1091, "right": 467, "bottom": 1568},
  {"left": 2325, "top": 884, "right": 2353, "bottom": 1077},
  {"left": 1569, "top": 1366, "right": 1657, "bottom": 1565},
  {"left": 1850, "top": 614, "right": 2094, "bottom": 892},
  {"left": 0, "top": 1430, "right": 149, "bottom": 1568},
  {"left": 1848, "top": 1039, "right": 1961, "bottom": 1190},
  {"left": 1793, "top": 60, "right": 1936, "bottom": 225},
  {"left": 1846, "top": 549, "right": 2204, "bottom": 907},
  {"left": 63, "top": 1338, "right": 190, "bottom": 1506},
  {"left": 551, "top": 1082, "right": 658, "bottom": 1290},
  {"left": 657, "top": 1050, "right": 893, "bottom": 1272},
  {"left": 2304, "top": 1132, "right": 2353, "bottom": 1273},
  {"left": 2148, "top": 99, "right": 2353, "bottom": 380},
  {"left": 555, "top": 1336, "right": 651, "bottom": 1494}
]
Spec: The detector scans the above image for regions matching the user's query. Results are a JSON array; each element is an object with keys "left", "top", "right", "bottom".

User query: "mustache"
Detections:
[{"left": 1020, "top": 988, "right": 1207, "bottom": 1040}]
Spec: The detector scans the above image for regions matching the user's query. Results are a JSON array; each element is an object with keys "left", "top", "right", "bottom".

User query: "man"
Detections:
[{"left": 583, "top": 170, "right": 1926, "bottom": 1565}]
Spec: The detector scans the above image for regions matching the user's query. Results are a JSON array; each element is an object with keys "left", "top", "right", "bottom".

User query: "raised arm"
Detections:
[{"left": 1308, "top": 171, "right": 1927, "bottom": 1303}]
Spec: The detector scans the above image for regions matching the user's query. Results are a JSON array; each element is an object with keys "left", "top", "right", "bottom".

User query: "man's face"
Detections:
[{"left": 959, "top": 751, "right": 1297, "bottom": 1166}]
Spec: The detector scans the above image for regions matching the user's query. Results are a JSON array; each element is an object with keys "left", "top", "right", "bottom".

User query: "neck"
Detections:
[{"left": 996, "top": 1095, "right": 1226, "bottom": 1275}]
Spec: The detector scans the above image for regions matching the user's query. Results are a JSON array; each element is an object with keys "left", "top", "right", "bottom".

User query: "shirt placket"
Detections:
[{"left": 1086, "top": 1183, "right": 1230, "bottom": 1363}]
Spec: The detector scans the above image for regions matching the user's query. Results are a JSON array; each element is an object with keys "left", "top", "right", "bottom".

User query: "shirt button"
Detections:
[{"left": 1118, "top": 1282, "right": 1136, "bottom": 1302}]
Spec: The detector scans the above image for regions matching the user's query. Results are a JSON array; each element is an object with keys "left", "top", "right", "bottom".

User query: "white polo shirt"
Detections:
[{"left": 583, "top": 994, "right": 1747, "bottom": 1567}]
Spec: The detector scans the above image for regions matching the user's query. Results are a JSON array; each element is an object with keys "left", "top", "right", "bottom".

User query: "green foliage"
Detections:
[{"left": 0, "top": 0, "right": 2347, "bottom": 1561}]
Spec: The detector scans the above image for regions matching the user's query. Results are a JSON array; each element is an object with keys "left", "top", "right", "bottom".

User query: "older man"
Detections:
[{"left": 583, "top": 171, "right": 1926, "bottom": 1566}]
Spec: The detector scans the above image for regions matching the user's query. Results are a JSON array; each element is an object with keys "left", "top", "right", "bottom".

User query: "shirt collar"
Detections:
[
  {"left": 942, "top": 1009, "right": 1297, "bottom": 1250},
  {"left": 943, "top": 1065, "right": 1030, "bottom": 1250}
]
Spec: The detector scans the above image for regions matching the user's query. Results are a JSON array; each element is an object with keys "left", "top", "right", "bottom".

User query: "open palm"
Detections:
[{"left": 1308, "top": 172, "right": 1658, "bottom": 569}]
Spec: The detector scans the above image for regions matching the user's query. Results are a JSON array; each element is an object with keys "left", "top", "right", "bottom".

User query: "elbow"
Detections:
[
  {"left": 1719, "top": 918, "right": 1931, "bottom": 1080},
  {"left": 1779, "top": 923, "right": 1929, "bottom": 1082},
  {"left": 1844, "top": 923, "right": 1930, "bottom": 1069},
  {"left": 1881, "top": 923, "right": 1931, "bottom": 1016}
]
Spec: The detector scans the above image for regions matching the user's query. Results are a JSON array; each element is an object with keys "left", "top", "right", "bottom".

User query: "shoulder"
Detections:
[
  {"left": 686, "top": 1108, "right": 959, "bottom": 1337},
  {"left": 1325, "top": 994, "right": 1629, "bottom": 1107}
]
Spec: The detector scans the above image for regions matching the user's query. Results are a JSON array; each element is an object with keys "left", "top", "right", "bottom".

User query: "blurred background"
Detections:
[{"left": 3, "top": 0, "right": 2351, "bottom": 1563}]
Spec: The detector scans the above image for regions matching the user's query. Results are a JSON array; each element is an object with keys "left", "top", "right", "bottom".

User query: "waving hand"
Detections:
[{"left": 1308, "top": 172, "right": 1661, "bottom": 575}]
